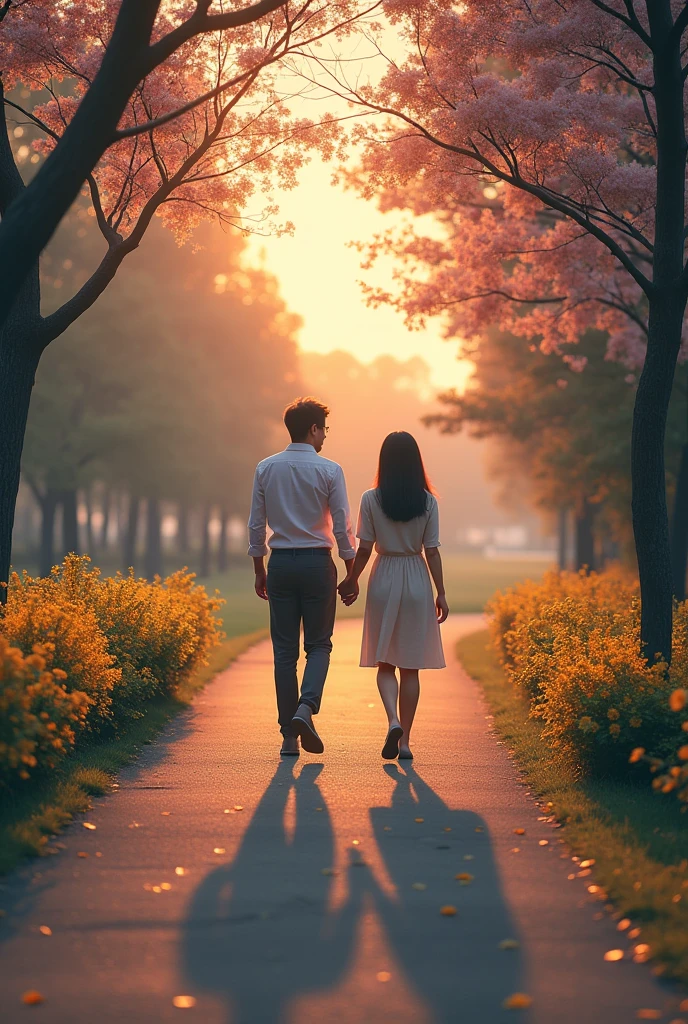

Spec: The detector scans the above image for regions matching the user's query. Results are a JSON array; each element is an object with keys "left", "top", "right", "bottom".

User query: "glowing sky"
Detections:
[{"left": 247, "top": 157, "right": 472, "bottom": 392}]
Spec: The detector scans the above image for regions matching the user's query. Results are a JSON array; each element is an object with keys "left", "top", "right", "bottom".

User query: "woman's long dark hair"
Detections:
[{"left": 375, "top": 431, "right": 434, "bottom": 523}]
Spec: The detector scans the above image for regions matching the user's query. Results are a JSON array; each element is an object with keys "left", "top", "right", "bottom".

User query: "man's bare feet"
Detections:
[
  {"left": 291, "top": 705, "right": 324, "bottom": 754},
  {"left": 280, "top": 736, "right": 299, "bottom": 756}
]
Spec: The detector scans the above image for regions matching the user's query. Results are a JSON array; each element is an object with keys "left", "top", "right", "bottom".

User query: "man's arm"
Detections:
[
  {"left": 247, "top": 468, "right": 269, "bottom": 600},
  {"left": 329, "top": 465, "right": 356, "bottom": 564}
]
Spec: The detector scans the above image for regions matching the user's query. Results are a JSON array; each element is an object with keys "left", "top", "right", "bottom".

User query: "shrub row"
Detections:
[
  {"left": 487, "top": 570, "right": 688, "bottom": 788},
  {"left": 0, "top": 555, "right": 223, "bottom": 786}
]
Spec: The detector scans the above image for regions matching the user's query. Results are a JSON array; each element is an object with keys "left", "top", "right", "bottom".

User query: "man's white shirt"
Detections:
[{"left": 247, "top": 443, "right": 356, "bottom": 560}]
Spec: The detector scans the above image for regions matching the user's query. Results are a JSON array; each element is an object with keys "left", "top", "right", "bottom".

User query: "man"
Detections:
[{"left": 248, "top": 397, "right": 356, "bottom": 756}]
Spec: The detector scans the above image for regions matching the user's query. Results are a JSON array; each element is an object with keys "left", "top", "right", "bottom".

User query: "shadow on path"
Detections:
[
  {"left": 181, "top": 760, "right": 361, "bottom": 1022},
  {"left": 369, "top": 763, "right": 526, "bottom": 1021},
  {"left": 181, "top": 761, "right": 526, "bottom": 1023}
]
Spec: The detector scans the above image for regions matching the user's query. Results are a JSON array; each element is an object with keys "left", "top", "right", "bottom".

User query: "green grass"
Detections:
[
  {"left": 205, "top": 552, "right": 552, "bottom": 625},
  {"left": 457, "top": 629, "right": 688, "bottom": 983},
  {"left": 0, "top": 629, "right": 266, "bottom": 876}
]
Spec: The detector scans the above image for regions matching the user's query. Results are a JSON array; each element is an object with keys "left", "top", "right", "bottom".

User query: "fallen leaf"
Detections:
[
  {"left": 444, "top": 827, "right": 452, "bottom": 833},
  {"left": 77, "top": 852, "right": 89, "bottom": 858},
  {"left": 376, "top": 971, "right": 391, "bottom": 982},
  {"left": 161, "top": 883, "right": 172, "bottom": 891},
  {"left": 568, "top": 873, "right": 576, "bottom": 880},
  {"left": 502, "top": 993, "right": 532, "bottom": 1010},
  {"left": 439, "top": 905, "right": 457, "bottom": 916},
  {"left": 538, "top": 840, "right": 549, "bottom": 847},
  {"left": 580, "top": 859, "right": 595, "bottom": 867},
  {"left": 634, "top": 943, "right": 651, "bottom": 955},
  {"left": 213, "top": 848, "right": 226, "bottom": 855},
  {"left": 411, "top": 882, "right": 427, "bottom": 891},
  {"left": 315, "top": 808, "right": 324, "bottom": 812},
  {"left": 368, "top": 703, "right": 375, "bottom": 708},
  {"left": 577, "top": 869, "right": 592, "bottom": 877},
  {"left": 635, "top": 1012, "right": 661, "bottom": 1020},
  {"left": 352, "top": 840, "right": 360, "bottom": 846},
  {"left": 474, "top": 827, "right": 484, "bottom": 833},
  {"left": 39, "top": 925, "right": 52, "bottom": 936},
  {"left": 82, "top": 822, "right": 96, "bottom": 830},
  {"left": 463, "top": 854, "right": 474, "bottom": 861},
  {"left": 383, "top": 826, "right": 392, "bottom": 832},
  {"left": 617, "top": 919, "right": 631, "bottom": 931},
  {"left": 175, "top": 867, "right": 186, "bottom": 876},
  {"left": 233, "top": 805, "right": 244, "bottom": 811},
  {"left": 513, "top": 828, "right": 525, "bottom": 836},
  {"left": 511, "top": 847, "right": 521, "bottom": 853},
  {"left": 152, "top": 886, "right": 162, "bottom": 893},
  {"left": 95, "top": 852, "right": 102, "bottom": 858},
  {"left": 499, "top": 939, "right": 520, "bottom": 950},
  {"left": 22, "top": 991, "right": 44, "bottom": 1005},
  {"left": 588, "top": 885, "right": 602, "bottom": 894},
  {"left": 604, "top": 949, "right": 624, "bottom": 962},
  {"left": 455, "top": 873, "right": 473, "bottom": 884},
  {"left": 415, "top": 818, "right": 424, "bottom": 823},
  {"left": 161, "top": 812, "right": 171, "bottom": 816},
  {"left": 172, "top": 995, "right": 196, "bottom": 1008},
  {"left": 223, "top": 809, "right": 231, "bottom": 814},
  {"left": 628, "top": 927, "right": 641, "bottom": 939}
]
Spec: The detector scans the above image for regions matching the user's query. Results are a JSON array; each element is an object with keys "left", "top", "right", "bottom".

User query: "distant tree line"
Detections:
[{"left": 13, "top": 214, "right": 301, "bottom": 579}]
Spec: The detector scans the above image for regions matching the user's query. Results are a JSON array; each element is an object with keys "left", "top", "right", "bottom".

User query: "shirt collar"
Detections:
[{"left": 286, "top": 443, "right": 316, "bottom": 452}]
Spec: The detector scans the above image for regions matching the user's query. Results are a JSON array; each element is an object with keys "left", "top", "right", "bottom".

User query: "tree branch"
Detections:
[{"left": 145, "top": 0, "right": 288, "bottom": 72}]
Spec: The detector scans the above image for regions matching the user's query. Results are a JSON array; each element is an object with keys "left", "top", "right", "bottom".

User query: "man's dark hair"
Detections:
[{"left": 283, "top": 396, "right": 330, "bottom": 442}]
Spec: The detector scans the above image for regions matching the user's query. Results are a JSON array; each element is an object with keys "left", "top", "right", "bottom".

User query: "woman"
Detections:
[{"left": 338, "top": 432, "right": 448, "bottom": 760}]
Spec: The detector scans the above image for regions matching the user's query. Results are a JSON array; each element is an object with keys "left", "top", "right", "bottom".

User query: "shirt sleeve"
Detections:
[
  {"left": 329, "top": 465, "right": 356, "bottom": 560},
  {"left": 356, "top": 491, "right": 376, "bottom": 543},
  {"left": 422, "top": 496, "right": 441, "bottom": 549},
  {"left": 247, "top": 467, "right": 269, "bottom": 557}
]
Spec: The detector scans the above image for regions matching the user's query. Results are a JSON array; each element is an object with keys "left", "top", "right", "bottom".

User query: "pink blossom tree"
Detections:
[
  {"left": 0, "top": 0, "right": 379, "bottom": 591},
  {"left": 322, "top": 0, "right": 688, "bottom": 663}
]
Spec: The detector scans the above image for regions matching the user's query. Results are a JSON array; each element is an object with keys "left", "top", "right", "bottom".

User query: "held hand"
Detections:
[
  {"left": 255, "top": 570, "right": 269, "bottom": 601},
  {"left": 436, "top": 594, "right": 449, "bottom": 624},
  {"left": 338, "top": 577, "right": 359, "bottom": 605}
]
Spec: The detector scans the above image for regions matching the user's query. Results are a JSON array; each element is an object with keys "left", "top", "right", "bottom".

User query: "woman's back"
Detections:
[{"left": 358, "top": 488, "right": 439, "bottom": 556}]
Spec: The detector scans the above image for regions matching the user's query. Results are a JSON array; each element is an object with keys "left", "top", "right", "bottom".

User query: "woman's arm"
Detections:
[
  {"left": 425, "top": 547, "right": 449, "bottom": 623},
  {"left": 338, "top": 540, "right": 374, "bottom": 605}
]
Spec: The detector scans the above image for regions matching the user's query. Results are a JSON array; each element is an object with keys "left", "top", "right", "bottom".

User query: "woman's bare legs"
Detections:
[
  {"left": 377, "top": 663, "right": 401, "bottom": 730},
  {"left": 399, "top": 668, "right": 420, "bottom": 758}
]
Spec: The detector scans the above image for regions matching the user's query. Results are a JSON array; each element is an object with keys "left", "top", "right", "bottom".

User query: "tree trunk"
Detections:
[
  {"left": 574, "top": 500, "right": 596, "bottom": 572},
  {"left": 632, "top": 296, "right": 686, "bottom": 663},
  {"left": 0, "top": 339, "right": 40, "bottom": 596},
  {"left": 60, "top": 489, "right": 79, "bottom": 557},
  {"left": 634, "top": 11, "right": 688, "bottom": 663},
  {"left": 671, "top": 435, "right": 688, "bottom": 601},
  {"left": 123, "top": 494, "right": 140, "bottom": 572},
  {"left": 100, "top": 487, "right": 111, "bottom": 550},
  {"left": 557, "top": 507, "right": 568, "bottom": 572},
  {"left": 38, "top": 488, "right": 59, "bottom": 578},
  {"left": 177, "top": 500, "right": 190, "bottom": 557},
  {"left": 144, "top": 496, "right": 163, "bottom": 580},
  {"left": 217, "top": 506, "right": 229, "bottom": 572},
  {"left": 199, "top": 502, "right": 212, "bottom": 578},
  {"left": 84, "top": 487, "right": 94, "bottom": 555}
]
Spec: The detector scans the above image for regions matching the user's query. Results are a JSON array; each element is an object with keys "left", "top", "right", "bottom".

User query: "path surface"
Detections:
[{"left": 0, "top": 616, "right": 681, "bottom": 1023}]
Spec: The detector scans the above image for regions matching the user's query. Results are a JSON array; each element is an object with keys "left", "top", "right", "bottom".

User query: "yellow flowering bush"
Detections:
[
  {"left": 631, "top": 684, "right": 688, "bottom": 805},
  {"left": 0, "top": 556, "right": 223, "bottom": 785},
  {"left": 0, "top": 638, "right": 89, "bottom": 784},
  {"left": 2, "top": 573, "right": 119, "bottom": 728},
  {"left": 488, "top": 570, "right": 682, "bottom": 775}
]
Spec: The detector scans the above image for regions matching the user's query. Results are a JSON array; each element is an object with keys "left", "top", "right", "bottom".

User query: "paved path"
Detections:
[{"left": 0, "top": 616, "right": 681, "bottom": 1023}]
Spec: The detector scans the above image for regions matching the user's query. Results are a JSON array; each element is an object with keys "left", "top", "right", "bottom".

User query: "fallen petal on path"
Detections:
[
  {"left": 503, "top": 993, "right": 532, "bottom": 1009},
  {"left": 22, "top": 991, "right": 44, "bottom": 1005},
  {"left": 439, "top": 905, "right": 457, "bottom": 916},
  {"left": 604, "top": 949, "right": 624, "bottom": 961},
  {"left": 173, "top": 995, "right": 196, "bottom": 1008}
]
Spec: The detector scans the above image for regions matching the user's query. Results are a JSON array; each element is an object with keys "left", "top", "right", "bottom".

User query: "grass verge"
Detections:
[
  {"left": 457, "top": 629, "right": 688, "bottom": 984},
  {"left": 0, "top": 629, "right": 267, "bottom": 876}
]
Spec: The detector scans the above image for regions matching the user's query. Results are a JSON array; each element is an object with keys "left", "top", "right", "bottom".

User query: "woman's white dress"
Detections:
[{"left": 357, "top": 488, "right": 445, "bottom": 669}]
